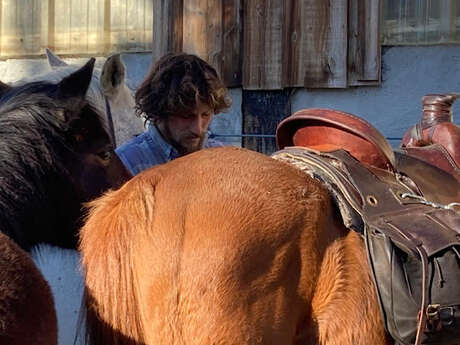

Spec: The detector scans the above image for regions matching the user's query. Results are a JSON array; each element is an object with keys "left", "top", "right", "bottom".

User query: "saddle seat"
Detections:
[{"left": 276, "top": 108, "right": 395, "bottom": 171}]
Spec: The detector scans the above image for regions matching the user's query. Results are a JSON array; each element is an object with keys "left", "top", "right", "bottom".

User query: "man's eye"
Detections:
[{"left": 202, "top": 113, "right": 211, "bottom": 118}]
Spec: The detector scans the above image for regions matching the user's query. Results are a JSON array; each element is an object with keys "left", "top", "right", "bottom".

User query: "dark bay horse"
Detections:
[
  {"left": 80, "top": 146, "right": 390, "bottom": 345},
  {"left": 0, "top": 57, "right": 131, "bottom": 344},
  {"left": 1, "top": 56, "right": 131, "bottom": 251}
]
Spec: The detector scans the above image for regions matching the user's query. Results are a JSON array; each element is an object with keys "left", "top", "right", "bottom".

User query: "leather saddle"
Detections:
[
  {"left": 275, "top": 107, "right": 460, "bottom": 345},
  {"left": 276, "top": 108, "right": 460, "bottom": 205}
]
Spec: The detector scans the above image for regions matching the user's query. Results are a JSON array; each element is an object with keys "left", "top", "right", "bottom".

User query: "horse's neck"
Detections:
[{"left": 0, "top": 162, "right": 80, "bottom": 250}]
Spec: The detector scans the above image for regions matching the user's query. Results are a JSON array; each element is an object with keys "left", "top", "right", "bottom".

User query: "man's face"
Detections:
[{"left": 158, "top": 100, "right": 214, "bottom": 155}]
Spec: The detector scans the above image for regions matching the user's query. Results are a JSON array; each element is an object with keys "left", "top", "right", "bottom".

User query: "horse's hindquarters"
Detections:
[
  {"left": 136, "top": 150, "right": 333, "bottom": 344},
  {"left": 81, "top": 147, "right": 343, "bottom": 345}
]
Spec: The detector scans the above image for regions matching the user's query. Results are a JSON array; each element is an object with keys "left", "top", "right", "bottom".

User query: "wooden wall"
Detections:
[
  {"left": 0, "top": 0, "right": 153, "bottom": 58},
  {"left": 1, "top": 0, "right": 380, "bottom": 89},
  {"left": 153, "top": 0, "right": 381, "bottom": 89}
]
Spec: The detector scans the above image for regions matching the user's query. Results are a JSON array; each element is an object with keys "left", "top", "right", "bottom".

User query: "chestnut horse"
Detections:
[
  {"left": 0, "top": 57, "right": 131, "bottom": 344},
  {"left": 80, "top": 146, "right": 390, "bottom": 345}
]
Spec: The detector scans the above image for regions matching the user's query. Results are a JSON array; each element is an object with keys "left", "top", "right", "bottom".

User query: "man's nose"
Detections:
[{"left": 190, "top": 115, "right": 205, "bottom": 134}]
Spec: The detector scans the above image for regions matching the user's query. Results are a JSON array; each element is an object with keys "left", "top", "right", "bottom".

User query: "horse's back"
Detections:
[
  {"left": 81, "top": 146, "right": 340, "bottom": 345},
  {"left": 0, "top": 232, "right": 57, "bottom": 345}
]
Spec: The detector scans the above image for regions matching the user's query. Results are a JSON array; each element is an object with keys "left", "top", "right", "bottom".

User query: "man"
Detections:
[{"left": 116, "top": 52, "right": 232, "bottom": 175}]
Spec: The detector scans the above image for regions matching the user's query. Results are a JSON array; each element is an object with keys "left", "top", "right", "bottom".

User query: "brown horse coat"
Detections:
[
  {"left": 80, "top": 147, "right": 389, "bottom": 345},
  {"left": 0, "top": 232, "right": 57, "bottom": 345}
]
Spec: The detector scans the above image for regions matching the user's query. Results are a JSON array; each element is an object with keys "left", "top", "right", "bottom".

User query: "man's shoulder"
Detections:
[{"left": 115, "top": 131, "right": 165, "bottom": 175}]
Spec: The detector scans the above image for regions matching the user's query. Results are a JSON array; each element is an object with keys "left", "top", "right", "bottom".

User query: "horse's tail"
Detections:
[{"left": 79, "top": 174, "right": 157, "bottom": 345}]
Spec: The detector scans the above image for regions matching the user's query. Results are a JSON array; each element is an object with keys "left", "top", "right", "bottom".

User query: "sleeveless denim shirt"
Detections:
[{"left": 115, "top": 124, "right": 223, "bottom": 176}]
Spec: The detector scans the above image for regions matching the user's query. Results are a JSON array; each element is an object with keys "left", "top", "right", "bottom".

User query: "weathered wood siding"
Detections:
[
  {"left": 1, "top": 0, "right": 381, "bottom": 89},
  {"left": 243, "top": 0, "right": 283, "bottom": 89},
  {"left": 151, "top": 0, "right": 381, "bottom": 89},
  {"left": 283, "top": 0, "right": 348, "bottom": 88},
  {"left": 348, "top": 0, "right": 380, "bottom": 85},
  {"left": 153, "top": 0, "right": 242, "bottom": 87},
  {"left": 0, "top": 0, "right": 153, "bottom": 58}
]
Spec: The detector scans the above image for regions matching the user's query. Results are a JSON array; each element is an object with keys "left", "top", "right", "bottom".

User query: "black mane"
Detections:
[{"left": 0, "top": 81, "right": 101, "bottom": 250}]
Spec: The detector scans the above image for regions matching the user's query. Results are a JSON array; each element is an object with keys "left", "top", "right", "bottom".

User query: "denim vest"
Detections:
[{"left": 115, "top": 124, "right": 223, "bottom": 176}]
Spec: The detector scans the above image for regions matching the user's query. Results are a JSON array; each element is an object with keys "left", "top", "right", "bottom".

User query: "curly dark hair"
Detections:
[{"left": 135, "top": 53, "right": 231, "bottom": 121}]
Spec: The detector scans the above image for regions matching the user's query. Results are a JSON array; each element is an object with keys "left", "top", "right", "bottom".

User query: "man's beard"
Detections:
[{"left": 163, "top": 123, "right": 206, "bottom": 155}]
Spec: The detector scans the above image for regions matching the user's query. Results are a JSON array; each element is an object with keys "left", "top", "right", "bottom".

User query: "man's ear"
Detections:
[{"left": 46, "top": 48, "right": 68, "bottom": 69}]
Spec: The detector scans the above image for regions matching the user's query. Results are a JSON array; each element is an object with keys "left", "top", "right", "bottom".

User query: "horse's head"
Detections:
[
  {"left": 0, "top": 59, "right": 131, "bottom": 249},
  {"left": 45, "top": 48, "right": 145, "bottom": 146}
]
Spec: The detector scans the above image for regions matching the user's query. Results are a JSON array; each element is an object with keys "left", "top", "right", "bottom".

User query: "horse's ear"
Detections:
[
  {"left": 55, "top": 58, "right": 95, "bottom": 115},
  {"left": 100, "top": 54, "right": 126, "bottom": 98},
  {"left": 0, "top": 80, "right": 11, "bottom": 97},
  {"left": 46, "top": 48, "right": 68, "bottom": 68}
]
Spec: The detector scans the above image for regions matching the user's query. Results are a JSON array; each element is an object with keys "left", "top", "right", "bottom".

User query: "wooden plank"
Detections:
[
  {"left": 282, "top": 0, "right": 301, "bottom": 87},
  {"left": 242, "top": 90, "right": 291, "bottom": 154},
  {"left": 16, "top": 0, "right": 29, "bottom": 55},
  {"left": 222, "top": 0, "right": 242, "bottom": 86},
  {"left": 152, "top": 0, "right": 183, "bottom": 62},
  {"left": 182, "top": 0, "right": 223, "bottom": 73},
  {"left": 54, "top": 0, "right": 71, "bottom": 53},
  {"left": 144, "top": 0, "right": 153, "bottom": 51},
  {"left": 284, "top": 0, "right": 347, "bottom": 88},
  {"left": 439, "top": 0, "right": 455, "bottom": 42},
  {"left": 70, "top": 0, "right": 87, "bottom": 53},
  {"left": 348, "top": 0, "right": 381, "bottom": 86},
  {"left": 1, "top": 0, "right": 16, "bottom": 56},
  {"left": 40, "top": 0, "right": 50, "bottom": 53},
  {"left": 205, "top": 0, "right": 223, "bottom": 73},
  {"left": 183, "top": 0, "right": 207, "bottom": 57},
  {"left": 243, "top": 0, "right": 284, "bottom": 89},
  {"left": 87, "top": 0, "right": 105, "bottom": 54},
  {"left": 111, "top": 0, "right": 128, "bottom": 52},
  {"left": 104, "top": 0, "right": 111, "bottom": 53},
  {"left": 126, "top": 0, "right": 138, "bottom": 51},
  {"left": 415, "top": 0, "right": 428, "bottom": 43},
  {"left": 17, "top": 0, "right": 41, "bottom": 55},
  {"left": 0, "top": 0, "right": 2, "bottom": 56},
  {"left": 134, "top": 0, "right": 145, "bottom": 50}
]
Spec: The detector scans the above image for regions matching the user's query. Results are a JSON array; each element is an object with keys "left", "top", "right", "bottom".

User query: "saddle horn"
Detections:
[{"left": 420, "top": 93, "right": 459, "bottom": 128}]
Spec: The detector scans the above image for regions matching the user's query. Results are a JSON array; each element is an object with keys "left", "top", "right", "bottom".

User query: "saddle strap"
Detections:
[{"left": 272, "top": 147, "right": 460, "bottom": 256}]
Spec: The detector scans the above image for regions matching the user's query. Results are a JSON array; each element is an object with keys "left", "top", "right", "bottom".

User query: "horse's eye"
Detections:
[{"left": 97, "top": 151, "right": 112, "bottom": 161}]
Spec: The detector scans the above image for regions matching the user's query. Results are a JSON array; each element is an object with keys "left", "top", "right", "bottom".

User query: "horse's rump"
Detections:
[{"left": 80, "top": 147, "right": 388, "bottom": 345}]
